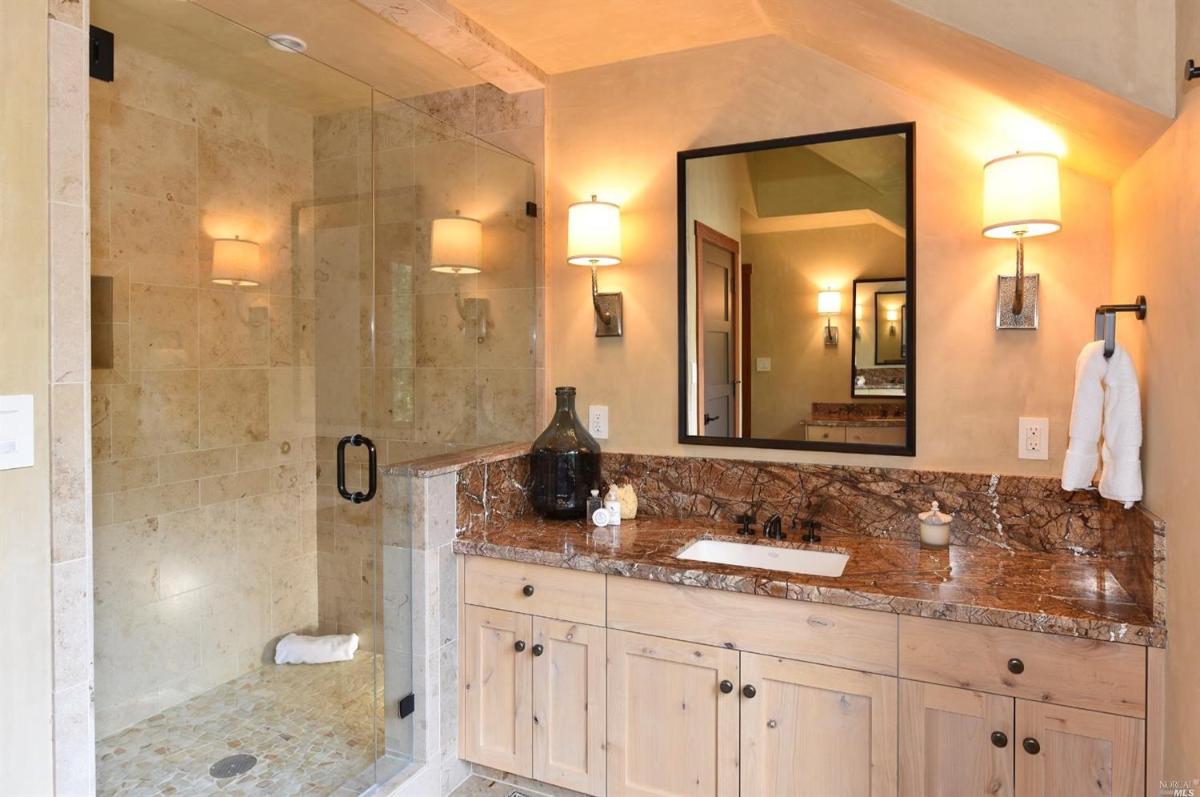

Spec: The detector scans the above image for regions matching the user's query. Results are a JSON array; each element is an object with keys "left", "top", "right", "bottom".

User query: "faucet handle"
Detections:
[{"left": 733, "top": 513, "right": 756, "bottom": 536}]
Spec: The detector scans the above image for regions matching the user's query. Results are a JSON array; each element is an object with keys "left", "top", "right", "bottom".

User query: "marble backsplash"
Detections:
[
  {"left": 456, "top": 451, "right": 1164, "bottom": 625},
  {"left": 811, "top": 401, "right": 906, "bottom": 420}
]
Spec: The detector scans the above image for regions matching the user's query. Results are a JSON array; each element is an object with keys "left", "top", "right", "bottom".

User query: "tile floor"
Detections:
[{"left": 96, "top": 652, "right": 386, "bottom": 796}]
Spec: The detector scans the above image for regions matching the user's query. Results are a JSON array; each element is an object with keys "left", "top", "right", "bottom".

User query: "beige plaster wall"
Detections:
[
  {"left": 894, "top": 0, "right": 1177, "bottom": 117},
  {"left": 0, "top": 1, "right": 54, "bottom": 792},
  {"left": 89, "top": 43, "right": 322, "bottom": 737},
  {"left": 741, "top": 225, "right": 905, "bottom": 439},
  {"left": 1112, "top": 65, "right": 1200, "bottom": 777},
  {"left": 545, "top": 35, "right": 1114, "bottom": 476}
]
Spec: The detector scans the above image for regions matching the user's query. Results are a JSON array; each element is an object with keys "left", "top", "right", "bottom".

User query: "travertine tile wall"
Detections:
[
  {"left": 48, "top": 0, "right": 97, "bottom": 794},
  {"left": 88, "top": 43, "right": 323, "bottom": 738}
]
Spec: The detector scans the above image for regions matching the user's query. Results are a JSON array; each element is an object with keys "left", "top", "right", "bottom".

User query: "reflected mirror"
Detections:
[{"left": 677, "top": 123, "right": 915, "bottom": 454}]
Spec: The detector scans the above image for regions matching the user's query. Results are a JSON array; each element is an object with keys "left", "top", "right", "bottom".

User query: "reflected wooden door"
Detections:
[{"left": 695, "top": 222, "right": 740, "bottom": 437}]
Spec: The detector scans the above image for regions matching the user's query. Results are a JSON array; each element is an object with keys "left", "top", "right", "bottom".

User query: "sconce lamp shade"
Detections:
[
  {"left": 982, "top": 152, "right": 1062, "bottom": 239},
  {"left": 211, "top": 237, "right": 262, "bottom": 286},
  {"left": 431, "top": 216, "right": 483, "bottom": 274},
  {"left": 567, "top": 195, "right": 621, "bottom": 266},
  {"left": 817, "top": 289, "right": 842, "bottom": 315},
  {"left": 885, "top": 309, "right": 899, "bottom": 322}
]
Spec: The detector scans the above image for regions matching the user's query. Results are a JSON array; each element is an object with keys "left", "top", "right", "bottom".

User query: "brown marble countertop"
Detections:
[
  {"left": 454, "top": 515, "right": 1164, "bottom": 647},
  {"left": 807, "top": 418, "right": 908, "bottom": 427}
]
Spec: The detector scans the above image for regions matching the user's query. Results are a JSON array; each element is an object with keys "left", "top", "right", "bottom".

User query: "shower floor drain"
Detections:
[{"left": 209, "top": 753, "right": 258, "bottom": 779}]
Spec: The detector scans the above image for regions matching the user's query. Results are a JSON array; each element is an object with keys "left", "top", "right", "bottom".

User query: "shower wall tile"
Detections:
[
  {"left": 129, "top": 284, "right": 198, "bottom": 370},
  {"left": 108, "top": 370, "right": 200, "bottom": 458},
  {"left": 159, "top": 446, "right": 237, "bottom": 483},
  {"left": 198, "top": 368, "right": 270, "bottom": 448},
  {"left": 198, "top": 289, "right": 269, "bottom": 367},
  {"left": 109, "top": 189, "right": 199, "bottom": 287},
  {"left": 47, "top": 14, "right": 94, "bottom": 777},
  {"left": 416, "top": 368, "right": 478, "bottom": 444},
  {"left": 108, "top": 103, "right": 197, "bottom": 205}
]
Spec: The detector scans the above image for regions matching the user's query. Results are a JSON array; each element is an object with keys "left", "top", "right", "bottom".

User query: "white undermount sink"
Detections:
[{"left": 676, "top": 538, "right": 849, "bottom": 577}]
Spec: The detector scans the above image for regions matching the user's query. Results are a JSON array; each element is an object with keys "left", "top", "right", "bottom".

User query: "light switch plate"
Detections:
[
  {"left": 756, "top": 357, "right": 771, "bottom": 372},
  {"left": 1018, "top": 416, "right": 1049, "bottom": 460},
  {"left": 588, "top": 405, "right": 609, "bottom": 439},
  {"left": 0, "top": 394, "right": 35, "bottom": 470}
]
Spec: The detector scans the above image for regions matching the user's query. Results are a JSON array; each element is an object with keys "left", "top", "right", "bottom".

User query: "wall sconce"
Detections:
[
  {"left": 817, "top": 289, "right": 841, "bottom": 346},
  {"left": 211, "top": 236, "right": 262, "bottom": 287},
  {"left": 211, "top": 236, "right": 267, "bottom": 327},
  {"left": 567, "top": 194, "right": 623, "bottom": 337},
  {"left": 886, "top": 308, "right": 899, "bottom": 336},
  {"left": 982, "top": 151, "right": 1061, "bottom": 330},
  {"left": 431, "top": 213, "right": 488, "bottom": 342},
  {"left": 854, "top": 303, "right": 863, "bottom": 339}
]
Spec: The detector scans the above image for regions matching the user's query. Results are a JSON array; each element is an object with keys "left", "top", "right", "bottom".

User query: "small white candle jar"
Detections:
[{"left": 918, "top": 501, "right": 952, "bottom": 547}]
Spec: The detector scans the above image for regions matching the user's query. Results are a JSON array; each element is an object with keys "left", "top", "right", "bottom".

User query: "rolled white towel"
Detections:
[
  {"left": 274, "top": 632, "right": 359, "bottom": 665},
  {"left": 1098, "top": 344, "right": 1142, "bottom": 507}
]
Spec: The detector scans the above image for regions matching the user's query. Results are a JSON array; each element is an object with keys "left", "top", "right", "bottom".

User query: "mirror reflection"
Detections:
[{"left": 679, "top": 124, "right": 914, "bottom": 452}]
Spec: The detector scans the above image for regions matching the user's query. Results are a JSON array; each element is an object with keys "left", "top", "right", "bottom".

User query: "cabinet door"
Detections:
[
  {"left": 532, "top": 618, "right": 606, "bottom": 796},
  {"left": 461, "top": 605, "right": 533, "bottom": 775},
  {"left": 607, "top": 629, "right": 740, "bottom": 797},
  {"left": 1016, "top": 701, "right": 1145, "bottom": 797},
  {"left": 741, "top": 653, "right": 897, "bottom": 797},
  {"left": 899, "top": 680, "right": 1014, "bottom": 797}
]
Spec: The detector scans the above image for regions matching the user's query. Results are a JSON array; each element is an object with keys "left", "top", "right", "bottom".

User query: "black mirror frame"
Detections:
[{"left": 675, "top": 122, "right": 916, "bottom": 456}]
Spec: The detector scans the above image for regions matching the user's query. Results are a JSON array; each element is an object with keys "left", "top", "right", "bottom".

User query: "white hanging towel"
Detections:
[
  {"left": 1061, "top": 340, "right": 1143, "bottom": 507},
  {"left": 274, "top": 632, "right": 359, "bottom": 665}
]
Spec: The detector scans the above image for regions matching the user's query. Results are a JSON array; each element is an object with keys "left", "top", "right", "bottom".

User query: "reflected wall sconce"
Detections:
[
  {"left": 982, "top": 151, "right": 1061, "bottom": 330},
  {"left": 431, "top": 213, "right": 488, "bottom": 343},
  {"left": 211, "top": 236, "right": 267, "bottom": 327},
  {"left": 818, "top": 289, "right": 841, "bottom": 346},
  {"left": 567, "top": 194, "right": 623, "bottom": 337}
]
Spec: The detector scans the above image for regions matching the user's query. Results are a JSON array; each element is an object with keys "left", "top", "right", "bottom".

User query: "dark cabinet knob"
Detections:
[
  {"left": 742, "top": 684, "right": 757, "bottom": 699},
  {"left": 1007, "top": 657, "right": 1025, "bottom": 675},
  {"left": 719, "top": 680, "right": 734, "bottom": 694},
  {"left": 514, "top": 640, "right": 526, "bottom": 652},
  {"left": 532, "top": 644, "right": 544, "bottom": 657},
  {"left": 522, "top": 584, "right": 535, "bottom": 597},
  {"left": 990, "top": 731, "right": 1009, "bottom": 748},
  {"left": 1022, "top": 737, "right": 1041, "bottom": 755}
]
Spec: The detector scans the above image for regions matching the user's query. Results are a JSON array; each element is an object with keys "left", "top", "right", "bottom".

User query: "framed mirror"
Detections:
[{"left": 677, "top": 123, "right": 915, "bottom": 455}]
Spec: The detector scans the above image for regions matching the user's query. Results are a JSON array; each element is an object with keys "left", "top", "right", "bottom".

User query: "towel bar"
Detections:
[{"left": 1093, "top": 296, "right": 1147, "bottom": 358}]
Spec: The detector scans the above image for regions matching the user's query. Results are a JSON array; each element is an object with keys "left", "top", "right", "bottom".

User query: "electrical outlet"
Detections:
[
  {"left": 1018, "top": 417, "right": 1049, "bottom": 460},
  {"left": 588, "top": 405, "right": 609, "bottom": 439}
]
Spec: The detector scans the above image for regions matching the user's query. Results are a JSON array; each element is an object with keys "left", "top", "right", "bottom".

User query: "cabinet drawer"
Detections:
[
  {"left": 806, "top": 426, "right": 846, "bottom": 443},
  {"left": 846, "top": 426, "right": 906, "bottom": 446},
  {"left": 465, "top": 556, "right": 605, "bottom": 625},
  {"left": 899, "top": 616, "right": 1145, "bottom": 717},
  {"left": 608, "top": 576, "right": 898, "bottom": 675}
]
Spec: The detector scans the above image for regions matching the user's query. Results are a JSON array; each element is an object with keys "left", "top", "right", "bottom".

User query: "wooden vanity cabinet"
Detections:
[
  {"left": 606, "top": 630, "right": 740, "bottom": 797},
  {"left": 899, "top": 681, "right": 1015, "bottom": 797},
  {"left": 460, "top": 597, "right": 606, "bottom": 795},
  {"left": 460, "top": 557, "right": 1157, "bottom": 797},
  {"left": 742, "top": 653, "right": 897, "bottom": 796},
  {"left": 1015, "top": 701, "right": 1145, "bottom": 797},
  {"left": 461, "top": 605, "right": 532, "bottom": 774}
]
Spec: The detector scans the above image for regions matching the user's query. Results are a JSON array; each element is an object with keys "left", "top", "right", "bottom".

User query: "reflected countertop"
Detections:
[{"left": 454, "top": 515, "right": 1164, "bottom": 647}]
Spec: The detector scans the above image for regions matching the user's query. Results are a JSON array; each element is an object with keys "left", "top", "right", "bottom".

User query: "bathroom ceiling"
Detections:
[
  {"left": 449, "top": 0, "right": 774, "bottom": 75},
  {"left": 109, "top": 0, "right": 483, "bottom": 107},
  {"left": 193, "top": 0, "right": 485, "bottom": 100}
]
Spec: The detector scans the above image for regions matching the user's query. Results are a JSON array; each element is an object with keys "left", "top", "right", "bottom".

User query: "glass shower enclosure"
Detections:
[{"left": 88, "top": 1, "right": 536, "bottom": 793}]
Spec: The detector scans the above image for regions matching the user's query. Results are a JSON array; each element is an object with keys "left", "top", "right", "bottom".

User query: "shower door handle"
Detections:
[{"left": 337, "top": 434, "right": 377, "bottom": 504}]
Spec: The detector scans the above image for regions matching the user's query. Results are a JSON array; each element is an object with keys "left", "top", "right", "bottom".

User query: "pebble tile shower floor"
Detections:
[{"left": 96, "top": 652, "right": 384, "bottom": 796}]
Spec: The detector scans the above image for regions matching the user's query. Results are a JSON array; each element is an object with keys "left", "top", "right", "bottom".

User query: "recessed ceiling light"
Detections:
[{"left": 266, "top": 33, "right": 306, "bottom": 54}]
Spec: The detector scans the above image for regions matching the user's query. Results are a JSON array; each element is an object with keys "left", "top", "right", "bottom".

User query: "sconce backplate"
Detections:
[
  {"left": 595, "top": 292, "right": 623, "bottom": 337},
  {"left": 996, "top": 274, "right": 1039, "bottom": 330}
]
